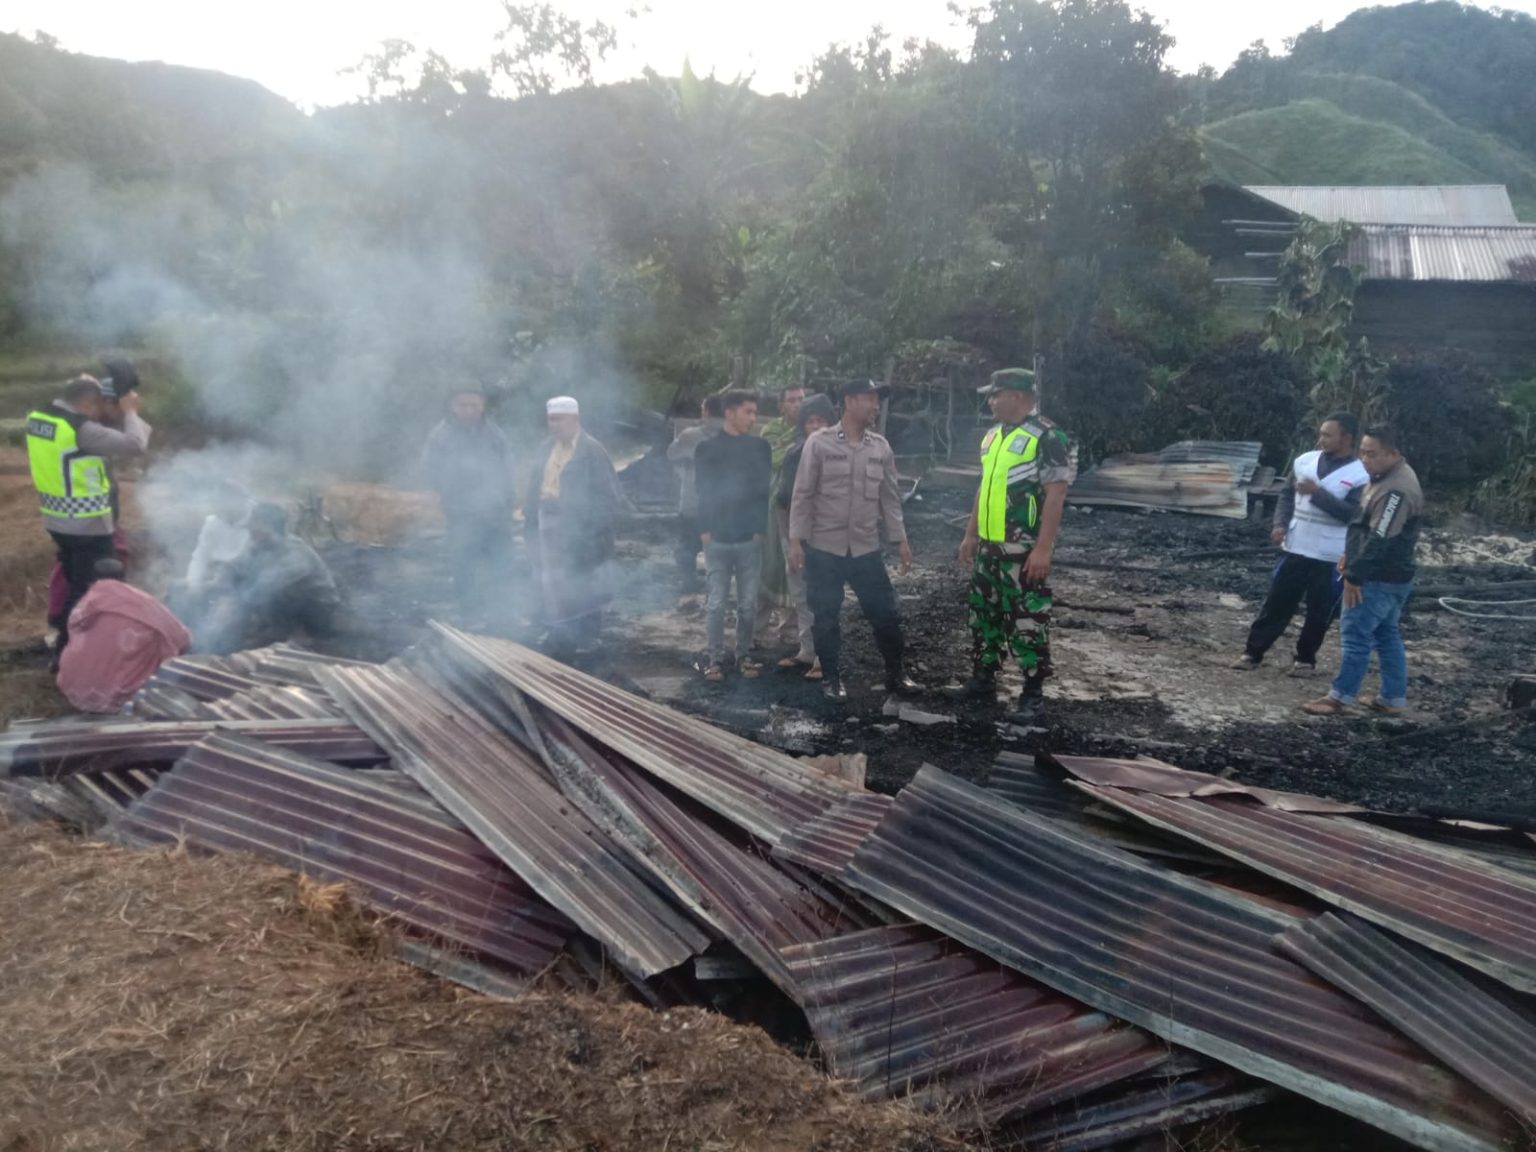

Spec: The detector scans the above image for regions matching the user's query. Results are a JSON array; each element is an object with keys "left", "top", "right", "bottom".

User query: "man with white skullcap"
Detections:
[{"left": 524, "top": 396, "right": 620, "bottom": 656}]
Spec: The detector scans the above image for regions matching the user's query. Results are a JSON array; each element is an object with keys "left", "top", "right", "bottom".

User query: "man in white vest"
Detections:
[{"left": 1232, "top": 413, "right": 1367, "bottom": 676}]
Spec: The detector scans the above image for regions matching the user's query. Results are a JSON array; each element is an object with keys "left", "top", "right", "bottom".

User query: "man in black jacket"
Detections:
[
  {"left": 694, "top": 391, "right": 772, "bottom": 679},
  {"left": 525, "top": 396, "right": 619, "bottom": 656},
  {"left": 1302, "top": 427, "right": 1423, "bottom": 717}
]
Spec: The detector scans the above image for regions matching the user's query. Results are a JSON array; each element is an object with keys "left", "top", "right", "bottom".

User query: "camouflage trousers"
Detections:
[{"left": 968, "top": 547, "right": 1053, "bottom": 684}]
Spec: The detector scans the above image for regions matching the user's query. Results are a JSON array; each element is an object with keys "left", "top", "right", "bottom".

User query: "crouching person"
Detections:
[
  {"left": 195, "top": 504, "right": 340, "bottom": 654},
  {"left": 57, "top": 559, "right": 191, "bottom": 713}
]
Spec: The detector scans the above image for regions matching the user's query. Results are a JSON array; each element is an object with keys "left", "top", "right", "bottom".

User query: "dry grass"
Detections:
[
  {"left": 0, "top": 819, "right": 960, "bottom": 1152},
  {"left": 322, "top": 481, "right": 443, "bottom": 546}
]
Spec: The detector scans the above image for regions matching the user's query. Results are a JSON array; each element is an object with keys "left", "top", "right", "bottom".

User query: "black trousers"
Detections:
[
  {"left": 1245, "top": 552, "right": 1341, "bottom": 665},
  {"left": 49, "top": 532, "right": 117, "bottom": 654},
  {"left": 804, "top": 546, "right": 904, "bottom": 683}
]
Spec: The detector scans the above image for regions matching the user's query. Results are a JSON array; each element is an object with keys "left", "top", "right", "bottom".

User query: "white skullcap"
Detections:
[{"left": 546, "top": 396, "right": 579, "bottom": 415}]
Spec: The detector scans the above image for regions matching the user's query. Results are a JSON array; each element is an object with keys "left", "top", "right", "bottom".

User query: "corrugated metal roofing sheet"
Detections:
[
  {"left": 773, "top": 792, "right": 893, "bottom": 875},
  {"left": 114, "top": 732, "right": 570, "bottom": 978},
  {"left": 0, "top": 717, "right": 385, "bottom": 778},
  {"left": 1348, "top": 224, "right": 1536, "bottom": 283},
  {"left": 1277, "top": 912, "right": 1536, "bottom": 1127},
  {"left": 781, "top": 924, "right": 1172, "bottom": 1126},
  {"left": 842, "top": 765, "right": 1521, "bottom": 1152},
  {"left": 1079, "top": 784, "right": 1536, "bottom": 994},
  {"left": 519, "top": 707, "right": 865, "bottom": 995},
  {"left": 1245, "top": 185, "right": 1518, "bottom": 226},
  {"left": 430, "top": 627, "right": 855, "bottom": 844},
  {"left": 1012, "top": 1070, "right": 1279, "bottom": 1152},
  {"left": 1069, "top": 463, "right": 1249, "bottom": 519},
  {"left": 317, "top": 662, "right": 711, "bottom": 980}
]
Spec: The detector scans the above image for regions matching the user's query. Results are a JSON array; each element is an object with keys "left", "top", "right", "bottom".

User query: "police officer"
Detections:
[
  {"left": 25, "top": 375, "right": 152, "bottom": 659},
  {"left": 951, "top": 368, "right": 1076, "bottom": 722}
]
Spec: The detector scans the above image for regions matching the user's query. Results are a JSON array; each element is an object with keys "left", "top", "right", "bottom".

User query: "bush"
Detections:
[
  {"left": 1384, "top": 350, "right": 1513, "bottom": 491},
  {"left": 1051, "top": 329, "right": 1153, "bottom": 461},
  {"left": 1143, "top": 334, "right": 1309, "bottom": 466}
]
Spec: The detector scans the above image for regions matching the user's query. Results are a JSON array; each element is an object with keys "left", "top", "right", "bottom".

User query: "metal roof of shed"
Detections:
[
  {"left": 1245, "top": 185, "right": 1518, "bottom": 226},
  {"left": 1349, "top": 224, "right": 1536, "bottom": 283}
]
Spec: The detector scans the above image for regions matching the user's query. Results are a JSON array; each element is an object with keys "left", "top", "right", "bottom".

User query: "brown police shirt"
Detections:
[{"left": 788, "top": 424, "right": 906, "bottom": 558}]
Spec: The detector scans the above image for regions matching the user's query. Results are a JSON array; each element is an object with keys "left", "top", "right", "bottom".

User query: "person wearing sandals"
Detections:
[
  {"left": 695, "top": 391, "right": 773, "bottom": 681},
  {"left": 774, "top": 393, "right": 834, "bottom": 680},
  {"left": 1301, "top": 427, "right": 1422, "bottom": 718}
]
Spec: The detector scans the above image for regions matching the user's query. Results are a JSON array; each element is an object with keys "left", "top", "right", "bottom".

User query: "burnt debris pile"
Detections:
[{"left": 3, "top": 627, "right": 1536, "bottom": 1152}]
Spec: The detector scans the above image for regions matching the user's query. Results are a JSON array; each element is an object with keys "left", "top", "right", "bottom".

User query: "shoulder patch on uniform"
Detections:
[
  {"left": 26, "top": 418, "right": 56, "bottom": 440},
  {"left": 1035, "top": 415, "right": 1055, "bottom": 429}
]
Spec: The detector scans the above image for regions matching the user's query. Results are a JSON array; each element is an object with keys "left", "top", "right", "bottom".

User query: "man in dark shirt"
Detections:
[
  {"left": 1233, "top": 413, "right": 1368, "bottom": 675},
  {"left": 694, "top": 391, "right": 772, "bottom": 679},
  {"left": 1302, "top": 427, "right": 1423, "bottom": 717}
]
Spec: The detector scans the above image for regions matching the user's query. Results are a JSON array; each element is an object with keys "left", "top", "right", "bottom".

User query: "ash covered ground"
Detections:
[{"left": 332, "top": 485, "right": 1536, "bottom": 821}]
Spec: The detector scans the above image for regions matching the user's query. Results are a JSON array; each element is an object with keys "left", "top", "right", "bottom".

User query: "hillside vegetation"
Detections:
[{"left": 0, "top": 1, "right": 1531, "bottom": 509}]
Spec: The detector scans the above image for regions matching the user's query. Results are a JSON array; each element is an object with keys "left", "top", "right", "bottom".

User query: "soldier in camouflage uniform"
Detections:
[{"left": 950, "top": 368, "right": 1076, "bottom": 722}]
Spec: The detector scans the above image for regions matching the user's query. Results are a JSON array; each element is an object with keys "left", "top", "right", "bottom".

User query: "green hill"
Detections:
[{"left": 1200, "top": 76, "right": 1536, "bottom": 219}]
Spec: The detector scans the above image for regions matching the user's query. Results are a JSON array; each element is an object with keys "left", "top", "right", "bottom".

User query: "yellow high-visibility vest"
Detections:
[
  {"left": 977, "top": 423, "right": 1040, "bottom": 543},
  {"left": 26, "top": 409, "right": 113, "bottom": 521}
]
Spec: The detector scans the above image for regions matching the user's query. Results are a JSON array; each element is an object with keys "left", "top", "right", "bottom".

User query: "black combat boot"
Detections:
[
  {"left": 945, "top": 667, "right": 997, "bottom": 700},
  {"left": 1006, "top": 680, "right": 1046, "bottom": 726},
  {"left": 883, "top": 665, "right": 923, "bottom": 695}
]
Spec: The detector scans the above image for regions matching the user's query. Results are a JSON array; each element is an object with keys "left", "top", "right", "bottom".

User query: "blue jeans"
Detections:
[
  {"left": 1329, "top": 581, "right": 1412, "bottom": 706},
  {"left": 704, "top": 538, "right": 762, "bottom": 663}
]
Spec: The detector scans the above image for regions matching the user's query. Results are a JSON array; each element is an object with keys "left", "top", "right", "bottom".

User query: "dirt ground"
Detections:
[{"left": 0, "top": 816, "right": 957, "bottom": 1152}]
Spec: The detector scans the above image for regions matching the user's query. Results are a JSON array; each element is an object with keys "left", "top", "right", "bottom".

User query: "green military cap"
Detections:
[{"left": 979, "top": 367, "right": 1036, "bottom": 395}]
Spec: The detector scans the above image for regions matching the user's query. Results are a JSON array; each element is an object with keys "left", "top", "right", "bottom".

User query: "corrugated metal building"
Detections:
[{"left": 1191, "top": 182, "right": 1536, "bottom": 365}]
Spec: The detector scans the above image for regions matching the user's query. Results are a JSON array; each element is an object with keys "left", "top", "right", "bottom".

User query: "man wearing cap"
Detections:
[
  {"left": 525, "top": 397, "right": 620, "bottom": 655},
  {"left": 788, "top": 379, "right": 920, "bottom": 701},
  {"left": 422, "top": 386, "right": 519, "bottom": 627},
  {"left": 25, "top": 374, "right": 152, "bottom": 661},
  {"left": 952, "top": 368, "right": 1076, "bottom": 723}
]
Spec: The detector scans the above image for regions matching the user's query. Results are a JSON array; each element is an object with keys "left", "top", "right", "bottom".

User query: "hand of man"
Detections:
[
  {"left": 898, "top": 540, "right": 913, "bottom": 575},
  {"left": 959, "top": 535, "right": 978, "bottom": 569},
  {"left": 1023, "top": 547, "right": 1052, "bottom": 587},
  {"left": 1343, "top": 580, "right": 1364, "bottom": 609},
  {"left": 788, "top": 541, "right": 805, "bottom": 573},
  {"left": 1295, "top": 479, "right": 1319, "bottom": 496},
  {"left": 700, "top": 532, "right": 712, "bottom": 546},
  {"left": 1270, "top": 526, "right": 1286, "bottom": 546},
  {"left": 118, "top": 391, "right": 141, "bottom": 414}
]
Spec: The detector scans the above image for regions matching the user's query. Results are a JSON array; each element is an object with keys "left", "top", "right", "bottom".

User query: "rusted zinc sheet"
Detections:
[
  {"left": 317, "top": 663, "right": 711, "bottom": 979},
  {"left": 204, "top": 684, "right": 342, "bottom": 721},
  {"left": 0, "top": 717, "right": 384, "bottom": 778},
  {"left": 988, "top": 755, "right": 1226, "bottom": 865},
  {"left": 773, "top": 792, "right": 893, "bottom": 875},
  {"left": 842, "top": 766, "right": 1521, "bottom": 1152},
  {"left": 1051, "top": 753, "right": 1364, "bottom": 813},
  {"left": 134, "top": 655, "right": 261, "bottom": 703},
  {"left": 431, "top": 626, "right": 854, "bottom": 844},
  {"left": 129, "top": 684, "right": 220, "bottom": 721},
  {"left": 66, "top": 767, "right": 162, "bottom": 820},
  {"left": 781, "top": 924, "right": 1171, "bottom": 1126},
  {"left": 1011, "top": 1069, "right": 1278, "bottom": 1152},
  {"left": 1078, "top": 783, "right": 1536, "bottom": 994},
  {"left": 1349, "top": 224, "right": 1536, "bottom": 282},
  {"left": 1277, "top": 912, "right": 1536, "bottom": 1127},
  {"left": 525, "top": 707, "right": 864, "bottom": 994},
  {"left": 115, "top": 732, "right": 570, "bottom": 977}
]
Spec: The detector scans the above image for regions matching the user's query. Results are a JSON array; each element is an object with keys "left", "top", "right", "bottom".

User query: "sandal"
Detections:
[
  {"left": 740, "top": 659, "right": 764, "bottom": 679},
  {"left": 777, "top": 655, "right": 804, "bottom": 669},
  {"left": 1299, "top": 695, "right": 1346, "bottom": 716},
  {"left": 804, "top": 662, "right": 824, "bottom": 681},
  {"left": 704, "top": 664, "right": 724, "bottom": 682}
]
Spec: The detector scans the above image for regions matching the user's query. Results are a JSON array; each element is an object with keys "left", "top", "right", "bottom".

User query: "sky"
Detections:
[{"left": 8, "top": 0, "right": 1536, "bottom": 109}]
